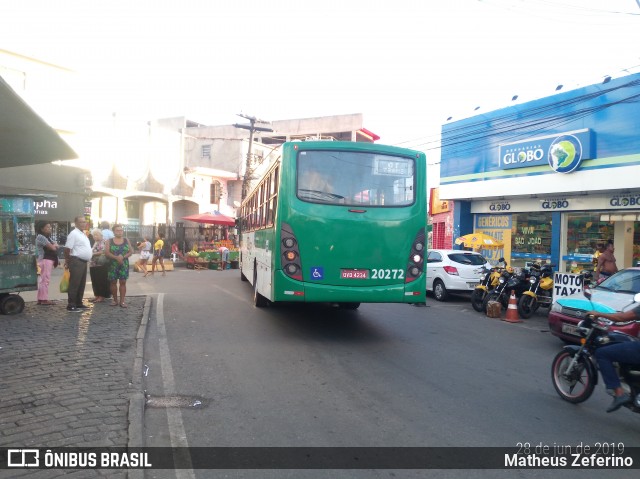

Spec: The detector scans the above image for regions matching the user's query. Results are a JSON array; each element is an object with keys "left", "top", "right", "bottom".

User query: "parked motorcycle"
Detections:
[
  {"left": 517, "top": 262, "right": 555, "bottom": 319},
  {"left": 470, "top": 258, "right": 507, "bottom": 312},
  {"left": 481, "top": 265, "right": 530, "bottom": 312},
  {"left": 551, "top": 293, "right": 640, "bottom": 411}
]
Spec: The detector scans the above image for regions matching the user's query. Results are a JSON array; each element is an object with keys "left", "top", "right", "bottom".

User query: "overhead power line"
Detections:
[{"left": 400, "top": 78, "right": 640, "bottom": 156}]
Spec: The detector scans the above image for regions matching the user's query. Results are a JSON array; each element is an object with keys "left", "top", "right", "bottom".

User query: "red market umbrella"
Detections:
[{"left": 182, "top": 211, "right": 236, "bottom": 226}]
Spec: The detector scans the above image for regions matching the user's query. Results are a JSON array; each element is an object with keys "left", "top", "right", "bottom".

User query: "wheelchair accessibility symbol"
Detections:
[{"left": 311, "top": 267, "right": 324, "bottom": 280}]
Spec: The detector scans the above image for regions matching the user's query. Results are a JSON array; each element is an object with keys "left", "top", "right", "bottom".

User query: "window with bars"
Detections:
[
  {"left": 210, "top": 182, "right": 221, "bottom": 204},
  {"left": 432, "top": 222, "right": 446, "bottom": 249},
  {"left": 201, "top": 145, "right": 211, "bottom": 159}
]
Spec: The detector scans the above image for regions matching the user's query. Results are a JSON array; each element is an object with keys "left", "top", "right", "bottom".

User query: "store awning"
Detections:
[
  {"left": 182, "top": 211, "right": 236, "bottom": 226},
  {"left": 356, "top": 128, "right": 381, "bottom": 142},
  {"left": 0, "top": 75, "right": 77, "bottom": 168}
]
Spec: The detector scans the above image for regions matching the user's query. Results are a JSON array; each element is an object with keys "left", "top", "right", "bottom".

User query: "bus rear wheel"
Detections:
[{"left": 253, "top": 268, "right": 269, "bottom": 308}]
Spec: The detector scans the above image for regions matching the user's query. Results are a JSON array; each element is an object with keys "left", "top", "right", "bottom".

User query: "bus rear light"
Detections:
[
  {"left": 281, "top": 222, "right": 303, "bottom": 280},
  {"left": 285, "top": 251, "right": 297, "bottom": 261},
  {"left": 283, "top": 237, "right": 296, "bottom": 248},
  {"left": 405, "top": 227, "right": 425, "bottom": 283}
]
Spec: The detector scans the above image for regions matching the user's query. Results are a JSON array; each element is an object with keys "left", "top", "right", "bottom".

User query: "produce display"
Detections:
[{"left": 185, "top": 242, "right": 239, "bottom": 269}]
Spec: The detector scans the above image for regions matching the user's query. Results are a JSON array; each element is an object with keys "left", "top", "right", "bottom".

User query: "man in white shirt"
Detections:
[{"left": 64, "top": 216, "right": 93, "bottom": 312}]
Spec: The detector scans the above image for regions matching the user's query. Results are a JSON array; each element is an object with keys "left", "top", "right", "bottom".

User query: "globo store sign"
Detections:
[{"left": 499, "top": 129, "right": 592, "bottom": 172}]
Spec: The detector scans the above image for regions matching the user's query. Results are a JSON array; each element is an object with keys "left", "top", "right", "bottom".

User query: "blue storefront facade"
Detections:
[{"left": 439, "top": 73, "right": 640, "bottom": 272}]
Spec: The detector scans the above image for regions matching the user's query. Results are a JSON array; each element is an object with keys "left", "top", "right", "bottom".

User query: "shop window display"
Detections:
[
  {"left": 565, "top": 213, "right": 614, "bottom": 273},
  {"left": 510, "top": 213, "right": 552, "bottom": 268}
]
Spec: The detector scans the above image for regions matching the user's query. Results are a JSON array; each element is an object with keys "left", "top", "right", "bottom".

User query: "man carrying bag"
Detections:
[{"left": 63, "top": 216, "right": 92, "bottom": 312}]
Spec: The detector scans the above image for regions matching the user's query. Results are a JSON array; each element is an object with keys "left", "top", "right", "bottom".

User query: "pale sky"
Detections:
[{"left": 2, "top": 0, "right": 640, "bottom": 163}]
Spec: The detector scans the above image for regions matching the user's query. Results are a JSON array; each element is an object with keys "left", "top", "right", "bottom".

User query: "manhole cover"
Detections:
[{"left": 145, "top": 395, "right": 209, "bottom": 408}]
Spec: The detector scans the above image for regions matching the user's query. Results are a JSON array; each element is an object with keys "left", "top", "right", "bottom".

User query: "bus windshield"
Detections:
[{"left": 296, "top": 150, "right": 415, "bottom": 206}]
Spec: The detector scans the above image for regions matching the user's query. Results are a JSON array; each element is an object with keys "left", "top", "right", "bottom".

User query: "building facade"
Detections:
[
  {"left": 87, "top": 113, "right": 379, "bottom": 232},
  {"left": 439, "top": 73, "right": 640, "bottom": 272},
  {"left": 1, "top": 49, "right": 83, "bottom": 244}
]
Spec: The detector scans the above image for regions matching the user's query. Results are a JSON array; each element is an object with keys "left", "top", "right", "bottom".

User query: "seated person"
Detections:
[{"left": 171, "top": 242, "right": 185, "bottom": 260}]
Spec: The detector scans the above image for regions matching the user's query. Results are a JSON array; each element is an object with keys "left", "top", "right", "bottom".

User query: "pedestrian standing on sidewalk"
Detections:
[
  {"left": 89, "top": 229, "right": 111, "bottom": 303},
  {"left": 63, "top": 216, "right": 92, "bottom": 312},
  {"left": 35, "top": 221, "right": 59, "bottom": 305},
  {"left": 596, "top": 240, "right": 618, "bottom": 282},
  {"left": 105, "top": 224, "right": 133, "bottom": 308},
  {"left": 150, "top": 232, "right": 166, "bottom": 276},
  {"left": 100, "top": 220, "right": 114, "bottom": 241}
]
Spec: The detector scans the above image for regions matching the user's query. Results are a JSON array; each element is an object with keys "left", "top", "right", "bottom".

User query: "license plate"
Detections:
[
  {"left": 341, "top": 269, "right": 368, "bottom": 279},
  {"left": 562, "top": 323, "right": 579, "bottom": 336},
  {"left": 467, "top": 282, "right": 479, "bottom": 289}
]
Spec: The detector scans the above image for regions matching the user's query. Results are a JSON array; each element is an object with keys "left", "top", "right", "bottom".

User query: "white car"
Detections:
[{"left": 426, "top": 249, "right": 491, "bottom": 301}]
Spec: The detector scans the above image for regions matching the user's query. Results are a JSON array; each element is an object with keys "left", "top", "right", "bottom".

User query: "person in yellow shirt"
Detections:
[
  {"left": 150, "top": 232, "right": 166, "bottom": 276},
  {"left": 592, "top": 242, "right": 604, "bottom": 270}
]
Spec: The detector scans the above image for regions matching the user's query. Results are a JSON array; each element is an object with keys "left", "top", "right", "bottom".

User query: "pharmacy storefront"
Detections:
[
  {"left": 471, "top": 193, "right": 640, "bottom": 272},
  {"left": 439, "top": 72, "right": 640, "bottom": 273}
]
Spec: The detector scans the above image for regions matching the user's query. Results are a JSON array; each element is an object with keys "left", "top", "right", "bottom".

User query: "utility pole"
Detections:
[{"left": 233, "top": 114, "right": 273, "bottom": 200}]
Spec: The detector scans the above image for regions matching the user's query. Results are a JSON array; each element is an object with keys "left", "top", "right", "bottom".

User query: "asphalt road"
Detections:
[{"left": 80, "top": 267, "right": 640, "bottom": 479}]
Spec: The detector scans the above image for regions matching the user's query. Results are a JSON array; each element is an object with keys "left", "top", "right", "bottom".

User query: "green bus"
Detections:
[{"left": 239, "top": 141, "right": 426, "bottom": 308}]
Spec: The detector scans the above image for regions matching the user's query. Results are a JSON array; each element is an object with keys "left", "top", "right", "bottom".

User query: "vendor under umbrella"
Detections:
[{"left": 219, "top": 245, "right": 229, "bottom": 270}]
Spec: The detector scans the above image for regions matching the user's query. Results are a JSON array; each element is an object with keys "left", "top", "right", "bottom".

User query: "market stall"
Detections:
[
  {"left": 0, "top": 195, "right": 38, "bottom": 314},
  {"left": 182, "top": 212, "right": 238, "bottom": 270},
  {"left": 186, "top": 241, "right": 239, "bottom": 270}
]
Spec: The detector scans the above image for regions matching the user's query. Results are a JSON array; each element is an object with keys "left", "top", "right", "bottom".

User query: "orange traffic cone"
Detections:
[{"left": 503, "top": 290, "right": 522, "bottom": 323}]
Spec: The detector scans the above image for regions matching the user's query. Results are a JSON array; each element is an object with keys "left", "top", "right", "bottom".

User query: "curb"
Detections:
[{"left": 127, "top": 295, "right": 152, "bottom": 479}]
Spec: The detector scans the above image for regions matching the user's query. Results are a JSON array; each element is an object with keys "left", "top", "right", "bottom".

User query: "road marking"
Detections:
[
  {"left": 155, "top": 293, "right": 195, "bottom": 479},
  {"left": 212, "top": 284, "right": 251, "bottom": 303}
]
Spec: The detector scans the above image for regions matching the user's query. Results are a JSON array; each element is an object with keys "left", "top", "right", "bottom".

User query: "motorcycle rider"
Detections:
[{"left": 587, "top": 304, "right": 640, "bottom": 412}]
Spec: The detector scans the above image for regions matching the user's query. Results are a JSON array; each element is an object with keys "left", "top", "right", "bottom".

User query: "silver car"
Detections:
[{"left": 426, "top": 249, "right": 492, "bottom": 301}]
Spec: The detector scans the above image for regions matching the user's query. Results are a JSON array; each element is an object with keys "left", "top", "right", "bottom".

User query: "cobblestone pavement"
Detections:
[{"left": 0, "top": 295, "right": 149, "bottom": 478}]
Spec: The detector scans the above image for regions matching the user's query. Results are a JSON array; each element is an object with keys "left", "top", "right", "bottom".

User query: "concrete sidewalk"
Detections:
[{"left": 0, "top": 273, "right": 150, "bottom": 477}]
